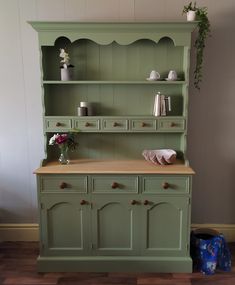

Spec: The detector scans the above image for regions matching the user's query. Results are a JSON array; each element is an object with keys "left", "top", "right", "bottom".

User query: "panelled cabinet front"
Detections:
[
  {"left": 38, "top": 173, "right": 192, "bottom": 271},
  {"left": 91, "top": 196, "right": 139, "bottom": 255},
  {"left": 140, "top": 196, "right": 189, "bottom": 257},
  {"left": 32, "top": 22, "right": 196, "bottom": 272},
  {"left": 40, "top": 194, "right": 90, "bottom": 256}
]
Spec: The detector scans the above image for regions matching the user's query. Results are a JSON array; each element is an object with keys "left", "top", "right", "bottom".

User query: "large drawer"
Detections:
[
  {"left": 39, "top": 175, "right": 88, "bottom": 193},
  {"left": 142, "top": 175, "right": 190, "bottom": 194},
  {"left": 91, "top": 175, "right": 138, "bottom": 193}
]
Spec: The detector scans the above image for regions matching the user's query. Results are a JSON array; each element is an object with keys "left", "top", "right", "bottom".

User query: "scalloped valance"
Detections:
[{"left": 29, "top": 22, "right": 197, "bottom": 47}]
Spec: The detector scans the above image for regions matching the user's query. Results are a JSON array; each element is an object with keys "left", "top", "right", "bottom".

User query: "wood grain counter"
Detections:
[{"left": 34, "top": 159, "right": 195, "bottom": 175}]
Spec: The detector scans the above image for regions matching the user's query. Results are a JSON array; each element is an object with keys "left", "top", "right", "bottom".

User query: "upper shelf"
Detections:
[
  {"left": 29, "top": 21, "right": 198, "bottom": 47},
  {"left": 43, "top": 80, "right": 187, "bottom": 85}
]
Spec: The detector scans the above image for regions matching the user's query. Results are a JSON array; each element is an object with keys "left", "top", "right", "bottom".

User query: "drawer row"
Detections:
[
  {"left": 45, "top": 117, "right": 185, "bottom": 132},
  {"left": 39, "top": 174, "right": 191, "bottom": 195}
]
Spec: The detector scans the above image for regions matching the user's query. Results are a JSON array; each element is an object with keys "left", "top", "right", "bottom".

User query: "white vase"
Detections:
[
  {"left": 186, "top": 10, "right": 196, "bottom": 21},
  {"left": 60, "top": 67, "right": 74, "bottom": 81}
]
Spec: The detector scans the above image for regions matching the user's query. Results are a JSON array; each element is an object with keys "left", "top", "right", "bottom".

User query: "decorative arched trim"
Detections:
[
  {"left": 48, "top": 202, "right": 70, "bottom": 210},
  {"left": 52, "top": 35, "right": 177, "bottom": 47},
  {"left": 148, "top": 201, "right": 179, "bottom": 211},
  {"left": 98, "top": 202, "right": 123, "bottom": 211}
]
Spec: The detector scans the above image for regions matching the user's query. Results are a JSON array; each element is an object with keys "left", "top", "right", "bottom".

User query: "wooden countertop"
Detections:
[{"left": 34, "top": 159, "right": 195, "bottom": 175}]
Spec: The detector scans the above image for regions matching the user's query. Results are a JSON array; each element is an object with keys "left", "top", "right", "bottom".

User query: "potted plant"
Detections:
[
  {"left": 183, "top": 1, "right": 197, "bottom": 21},
  {"left": 183, "top": 2, "right": 211, "bottom": 90},
  {"left": 59, "top": 48, "right": 74, "bottom": 81}
]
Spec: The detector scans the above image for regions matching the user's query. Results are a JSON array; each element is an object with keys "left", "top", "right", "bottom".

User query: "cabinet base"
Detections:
[{"left": 37, "top": 256, "right": 192, "bottom": 273}]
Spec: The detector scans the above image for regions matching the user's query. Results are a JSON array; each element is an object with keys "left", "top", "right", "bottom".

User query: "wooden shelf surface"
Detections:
[
  {"left": 34, "top": 159, "right": 195, "bottom": 175},
  {"left": 43, "top": 80, "right": 187, "bottom": 85}
]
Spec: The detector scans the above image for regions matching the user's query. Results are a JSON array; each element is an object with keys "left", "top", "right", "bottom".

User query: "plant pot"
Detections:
[
  {"left": 186, "top": 10, "right": 196, "bottom": 21},
  {"left": 60, "top": 67, "right": 74, "bottom": 81}
]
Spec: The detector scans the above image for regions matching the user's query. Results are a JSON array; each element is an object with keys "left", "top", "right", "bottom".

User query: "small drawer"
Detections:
[
  {"left": 74, "top": 118, "right": 100, "bottom": 131},
  {"left": 45, "top": 118, "right": 72, "bottom": 131},
  {"left": 91, "top": 175, "right": 138, "bottom": 193},
  {"left": 40, "top": 175, "right": 88, "bottom": 193},
  {"left": 131, "top": 119, "right": 156, "bottom": 131},
  {"left": 142, "top": 175, "right": 189, "bottom": 194},
  {"left": 102, "top": 119, "right": 128, "bottom": 131},
  {"left": 158, "top": 118, "right": 185, "bottom": 132}
]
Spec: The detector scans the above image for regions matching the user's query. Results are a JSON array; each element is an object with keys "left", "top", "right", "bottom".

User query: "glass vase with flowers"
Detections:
[{"left": 49, "top": 133, "right": 78, "bottom": 164}]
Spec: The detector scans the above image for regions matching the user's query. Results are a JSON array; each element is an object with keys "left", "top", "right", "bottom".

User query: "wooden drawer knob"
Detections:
[
  {"left": 170, "top": 122, "right": 176, "bottom": 127},
  {"left": 113, "top": 122, "right": 118, "bottom": 127},
  {"left": 85, "top": 122, "right": 90, "bottom": 127},
  {"left": 162, "top": 182, "right": 170, "bottom": 189},
  {"left": 111, "top": 182, "right": 119, "bottom": 189},
  {"left": 56, "top": 122, "right": 62, "bottom": 127},
  {"left": 143, "top": 200, "right": 149, "bottom": 205},
  {"left": 131, "top": 200, "right": 137, "bottom": 205},
  {"left": 60, "top": 182, "right": 67, "bottom": 189},
  {"left": 80, "top": 199, "right": 87, "bottom": 205},
  {"left": 141, "top": 122, "right": 146, "bottom": 127}
]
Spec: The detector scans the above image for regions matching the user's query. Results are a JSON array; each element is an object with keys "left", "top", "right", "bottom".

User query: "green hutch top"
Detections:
[{"left": 29, "top": 21, "right": 197, "bottom": 169}]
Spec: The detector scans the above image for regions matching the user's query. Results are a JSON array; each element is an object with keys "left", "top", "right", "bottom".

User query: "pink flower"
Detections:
[{"left": 55, "top": 134, "right": 68, "bottom": 144}]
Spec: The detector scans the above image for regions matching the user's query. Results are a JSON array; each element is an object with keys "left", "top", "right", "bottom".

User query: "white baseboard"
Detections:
[{"left": 1, "top": 223, "right": 235, "bottom": 242}]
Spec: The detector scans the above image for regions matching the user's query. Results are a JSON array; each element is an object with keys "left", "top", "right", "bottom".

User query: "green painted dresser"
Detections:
[{"left": 30, "top": 22, "right": 196, "bottom": 272}]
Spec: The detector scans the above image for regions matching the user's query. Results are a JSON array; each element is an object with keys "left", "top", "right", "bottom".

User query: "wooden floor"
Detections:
[{"left": 0, "top": 242, "right": 235, "bottom": 285}]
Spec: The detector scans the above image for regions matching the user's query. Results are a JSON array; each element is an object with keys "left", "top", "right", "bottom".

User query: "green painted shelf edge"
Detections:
[
  {"left": 43, "top": 80, "right": 188, "bottom": 85},
  {"left": 44, "top": 115, "right": 186, "bottom": 119},
  {"left": 29, "top": 21, "right": 198, "bottom": 32},
  {"left": 28, "top": 21, "right": 198, "bottom": 46}
]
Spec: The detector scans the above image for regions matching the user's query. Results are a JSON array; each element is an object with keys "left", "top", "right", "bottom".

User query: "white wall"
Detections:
[{"left": 0, "top": 0, "right": 235, "bottom": 223}]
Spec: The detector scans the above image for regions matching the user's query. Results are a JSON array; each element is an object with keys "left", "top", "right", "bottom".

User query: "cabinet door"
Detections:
[
  {"left": 40, "top": 194, "right": 90, "bottom": 256},
  {"left": 141, "top": 196, "right": 190, "bottom": 257},
  {"left": 91, "top": 196, "right": 140, "bottom": 255}
]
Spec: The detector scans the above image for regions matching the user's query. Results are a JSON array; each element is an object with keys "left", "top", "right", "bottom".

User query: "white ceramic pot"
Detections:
[
  {"left": 186, "top": 10, "right": 196, "bottom": 21},
  {"left": 61, "top": 67, "right": 74, "bottom": 81}
]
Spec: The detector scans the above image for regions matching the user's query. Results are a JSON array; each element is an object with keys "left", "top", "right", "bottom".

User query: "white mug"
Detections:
[
  {"left": 149, "top": 70, "right": 160, "bottom": 80},
  {"left": 167, "top": 70, "right": 177, "bottom": 80}
]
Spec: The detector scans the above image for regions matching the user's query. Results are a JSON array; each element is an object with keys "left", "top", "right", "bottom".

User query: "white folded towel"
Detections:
[{"left": 142, "top": 149, "right": 177, "bottom": 165}]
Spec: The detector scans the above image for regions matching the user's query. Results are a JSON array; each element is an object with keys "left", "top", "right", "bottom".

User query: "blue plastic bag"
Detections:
[{"left": 191, "top": 231, "right": 231, "bottom": 275}]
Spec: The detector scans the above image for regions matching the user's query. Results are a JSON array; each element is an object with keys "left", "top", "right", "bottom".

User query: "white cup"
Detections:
[
  {"left": 149, "top": 70, "right": 160, "bottom": 80},
  {"left": 167, "top": 70, "right": 177, "bottom": 80}
]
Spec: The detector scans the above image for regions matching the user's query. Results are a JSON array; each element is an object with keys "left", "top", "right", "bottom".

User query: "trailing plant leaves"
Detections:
[
  {"left": 182, "top": 3, "right": 211, "bottom": 90},
  {"left": 194, "top": 8, "right": 211, "bottom": 90}
]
